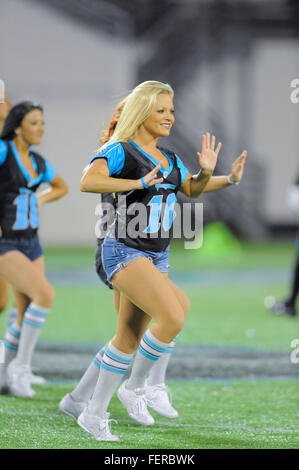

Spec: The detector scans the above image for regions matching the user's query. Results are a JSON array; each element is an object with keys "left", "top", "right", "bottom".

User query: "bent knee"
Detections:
[
  {"left": 35, "top": 283, "right": 55, "bottom": 308},
  {"left": 46, "top": 285, "right": 56, "bottom": 305},
  {"left": 113, "top": 335, "right": 139, "bottom": 355},
  {"left": 173, "top": 315, "right": 185, "bottom": 335},
  {"left": 181, "top": 293, "right": 190, "bottom": 317},
  {"left": 162, "top": 308, "right": 185, "bottom": 337}
]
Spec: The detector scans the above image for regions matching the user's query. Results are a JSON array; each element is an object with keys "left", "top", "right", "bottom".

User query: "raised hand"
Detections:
[
  {"left": 140, "top": 164, "right": 164, "bottom": 189},
  {"left": 231, "top": 150, "right": 247, "bottom": 183},
  {"left": 197, "top": 132, "right": 222, "bottom": 175}
]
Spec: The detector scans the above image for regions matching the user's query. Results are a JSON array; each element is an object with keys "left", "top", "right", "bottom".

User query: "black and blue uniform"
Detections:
[
  {"left": 90, "top": 140, "right": 190, "bottom": 286},
  {"left": 0, "top": 139, "right": 56, "bottom": 260},
  {"left": 90, "top": 140, "right": 189, "bottom": 252},
  {"left": 95, "top": 192, "right": 116, "bottom": 288}
]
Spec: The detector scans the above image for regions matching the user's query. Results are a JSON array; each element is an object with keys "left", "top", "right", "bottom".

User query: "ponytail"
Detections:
[{"left": 100, "top": 97, "right": 127, "bottom": 145}]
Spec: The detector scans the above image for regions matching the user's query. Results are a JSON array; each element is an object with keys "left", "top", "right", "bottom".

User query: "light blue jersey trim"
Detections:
[
  {"left": 130, "top": 140, "right": 174, "bottom": 178},
  {"left": 90, "top": 142, "right": 125, "bottom": 176},
  {"left": 0, "top": 139, "right": 8, "bottom": 166},
  {"left": 175, "top": 155, "right": 189, "bottom": 183},
  {"left": 0, "top": 140, "right": 56, "bottom": 185},
  {"left": 30, "top": 153, "right": 56, "bottom": 183},
  {"left": 42, "top": 160, "right": 56, "bottom": 183},
  {"left": 9, "top": 140, "right": 44, "bottom": 187}
]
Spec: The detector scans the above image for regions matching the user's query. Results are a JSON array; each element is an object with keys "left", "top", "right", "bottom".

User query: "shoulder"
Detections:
[
  {"left": 91, "top": 142, "right": 124, "bottom": 161},
  {"left": 98, "top": 141, "right": 124, "bottom": 156},
  {"left": 90, "top": 142, "right": 125, "bottom": 176},
  {"left": 31, "top": 150, "right": 56, "bottom": 183}
]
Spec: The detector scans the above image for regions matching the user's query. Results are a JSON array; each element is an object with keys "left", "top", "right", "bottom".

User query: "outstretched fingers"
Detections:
[
  {"left": 240, "top": 150, "right": 248, "bottom": 160},
  {"left": 211, "top": 134, "right": 215, "bottom": 151},
  {"left": 215, "top": 141, "right": 222, "bottom": 156},
  {"left": 234, "top": 150, "right": 248, "bottom": 165},
  {"left": 144, "top": 164, "right": 164, "bottom": 187}
]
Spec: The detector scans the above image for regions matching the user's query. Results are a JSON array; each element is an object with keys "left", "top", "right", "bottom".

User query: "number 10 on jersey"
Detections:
[{"left": 13, "top": 190, "right": 39, "bottom": 230}]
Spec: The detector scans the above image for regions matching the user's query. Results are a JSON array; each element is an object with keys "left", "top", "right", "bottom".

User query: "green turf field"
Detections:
[
  {"left": 7, "top": 239, "right": 297, "bottom": 351},
  {"left": 0, "top": 237, "right": 298, "bottom": 449},
  {"left": 0, "top": 381, "right": 298, "bottom": 449}
]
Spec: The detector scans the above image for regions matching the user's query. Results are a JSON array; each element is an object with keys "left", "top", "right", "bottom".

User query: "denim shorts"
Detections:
[
  {"left": 101, "top": 236, "right": 170, "bottom": 286},
  {"left": 95, "top": 238, "right": 112, "bottom": 289},
  {"left": 0, "top": 234, "right": 43, "bottom": 261}
]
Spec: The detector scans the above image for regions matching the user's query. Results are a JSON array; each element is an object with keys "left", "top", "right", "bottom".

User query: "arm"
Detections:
[
  {"left": 179, "top": 133, "right": 222, "bottom": 198},
  {"left": 203, "top": 175, "right": 231, "bottom": 192},
  {"left": 80, "top": 158, "right": 163, "bottom": 193},
  {"left": 203, "top": 150, "right": 247, "bottom": 192},
  {"left": 37, "top": 174, "right": 68, "bottom": 208}
]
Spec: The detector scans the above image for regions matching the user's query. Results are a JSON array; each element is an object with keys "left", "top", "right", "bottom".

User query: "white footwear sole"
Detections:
[
  {"left": 29, "top": 374, "right": 47, "bottom": 385},
  {"left": 77, "top": 413, "right": 120, "bottom": 441},
  {"left": 145, "top": 382, "right": 179, "bottom": 419},
  {"left": 9, "top": 383, "right": 35, "bottom": 398},
  {"left": 77, "top": 414, "right": 93, "bottom": 435},
  {"left": 148, "top": 403, "right": 179, "bottom": 419}
]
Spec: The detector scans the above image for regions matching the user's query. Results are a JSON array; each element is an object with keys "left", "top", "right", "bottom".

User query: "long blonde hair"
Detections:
[
  {"left": 99, "top": 81, "right": 174, "bottom": 151},
  {"left": 100, "top": 96, "right": 128, "bottom": 145}
]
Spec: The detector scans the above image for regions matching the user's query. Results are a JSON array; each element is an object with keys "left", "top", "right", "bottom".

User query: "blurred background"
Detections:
[
  {"left": 1, "top": 0, "right": 299, "bottom": 373},
  {"left": 1, "top": 1, "right": 299, "bottom": 449},
  {"left": 1, "top": 0, "right": 299, "bottom": 245}
]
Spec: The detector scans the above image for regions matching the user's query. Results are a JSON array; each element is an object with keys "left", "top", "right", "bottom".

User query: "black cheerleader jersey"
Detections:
[
  {"left": 90, "top": 140, "right": 190, "bottom": 252},
  {"left": 0, "top": 139, "right": 56, "bottom": 239},
  {"left": 95, "top": 192, "right": 116, "bottom": 240}
]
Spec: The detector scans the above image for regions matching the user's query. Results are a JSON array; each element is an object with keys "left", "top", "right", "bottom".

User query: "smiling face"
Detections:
[
  {"left": 16, "top": 108, "right": 45, "bottom": 146},
  {"left": 140, "top": 93, "right": 175, "bottom": 139}
]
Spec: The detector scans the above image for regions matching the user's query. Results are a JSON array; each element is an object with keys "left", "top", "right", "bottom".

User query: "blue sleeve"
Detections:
[
  {"left": 0, "top": 139, "right": 8, "bottom": 166},
  {"left": 42, "top": 159, "right": 56, "bottom": 183},
  {"left": 175, "top": 155, "right": 190, "bottom": 183},
  {"left": 90, "top": 142, "right": 125, "bottom": 176}
]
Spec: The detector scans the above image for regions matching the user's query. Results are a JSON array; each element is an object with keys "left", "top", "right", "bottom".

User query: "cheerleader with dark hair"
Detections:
[{"left": 0, "top": 101, "right": 68, "bottom": 397}]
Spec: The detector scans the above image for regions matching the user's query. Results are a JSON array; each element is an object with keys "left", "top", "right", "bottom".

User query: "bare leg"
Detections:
[
  {"left": 0, "top": 251, "right": 54, "bottom": 308},
  {"left": 0, "top": 279, "right": 9, "bottom": 314},
  {"left": 112, "top": 257, "right": 185, "bottom": 345},
  {"left": 85, "top": 258, "right": 186, "bottom": 422},
  {"left": 12, "top": 255, "right": 46, "bottom": 326},
  {"left": 67, "top": 289, "right": 123, "bottom": 405},
  {"left": 0, "top": 253, "right": 54, "bottom": 396}
]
